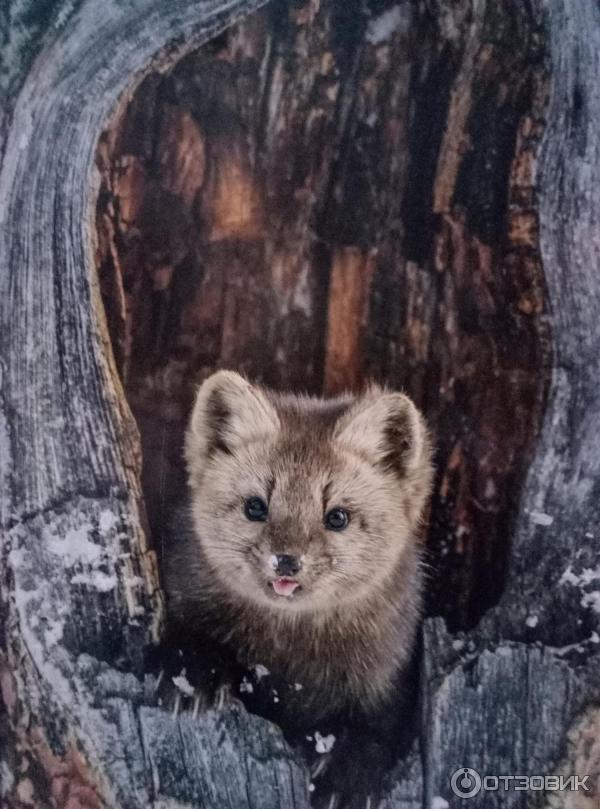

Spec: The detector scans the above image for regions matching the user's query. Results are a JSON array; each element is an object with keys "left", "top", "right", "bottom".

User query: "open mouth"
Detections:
[{"left": 271, "top": 577, "right": 300, "bottom": 597}]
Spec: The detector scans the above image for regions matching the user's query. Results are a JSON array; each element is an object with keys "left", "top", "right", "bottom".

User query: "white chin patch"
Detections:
[{"left": 272, "top": 578, "right": 300, "bottom": 597}]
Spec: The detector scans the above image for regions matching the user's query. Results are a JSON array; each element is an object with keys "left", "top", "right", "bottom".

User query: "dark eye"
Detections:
[
  {"left": 244, "top": 496, "right": 268, "bottom": 522},
  {"left": 324, "top": 507, "right": 349, "bottom": 532}
]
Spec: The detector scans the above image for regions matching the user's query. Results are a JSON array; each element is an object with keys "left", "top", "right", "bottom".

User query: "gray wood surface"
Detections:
[
  {"left": 0, "top": 2, "right": 310, "bottom": 807},
  {"left": 392, "top": 3, "right": 600, "bottom": 806},
  {"left": 1, "top": 0, "right": 599, "bottom": 807}
]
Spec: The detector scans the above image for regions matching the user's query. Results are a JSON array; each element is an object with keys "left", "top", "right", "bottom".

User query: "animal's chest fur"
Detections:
[{"left": 204, "top": 595, "right": 402, "bottom": 715}]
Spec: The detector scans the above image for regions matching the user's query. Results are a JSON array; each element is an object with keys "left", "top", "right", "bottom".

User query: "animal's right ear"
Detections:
[{"left": 185, "top": 371, "right": 279, "bottom": 476}]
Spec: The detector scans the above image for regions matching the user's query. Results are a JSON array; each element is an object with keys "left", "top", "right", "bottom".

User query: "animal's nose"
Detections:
[{"left": 274, "top": 554, "right": 302, "bottom": 577}]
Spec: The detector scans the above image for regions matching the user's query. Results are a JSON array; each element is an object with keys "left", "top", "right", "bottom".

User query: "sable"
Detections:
[{"left": 166, "top": 371, "right": 433, "bottom": 720}]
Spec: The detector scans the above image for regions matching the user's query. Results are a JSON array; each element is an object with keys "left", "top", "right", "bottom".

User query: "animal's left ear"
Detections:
[{"left": 334, "top": 388, "right": 433, "bottom": 516}]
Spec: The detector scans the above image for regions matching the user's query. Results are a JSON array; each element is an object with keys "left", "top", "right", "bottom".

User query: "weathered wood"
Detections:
[
  {"left": 324, "top": 248, "right": 377, "bottom": 393},
  {"left": 0, "top": 1, "right": 312, "bottom": 807},
  {"left": 1, "top": 0, "right": 600, "bottom": 807},
  {"left": 400, "top": 2, "right": 600, "bottom": 806},
  {"left": 95, "top": 0, "right": 550, "bottom": 634}
]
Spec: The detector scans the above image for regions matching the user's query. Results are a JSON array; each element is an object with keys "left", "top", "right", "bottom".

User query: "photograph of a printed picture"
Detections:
[{"left": 0, "top": 1, "right": 598, "bottom": 808}]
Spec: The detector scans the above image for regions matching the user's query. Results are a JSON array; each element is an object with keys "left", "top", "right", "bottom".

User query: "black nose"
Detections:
[{"left": 275, "top": 554, "right": 302, "bottom": 576}]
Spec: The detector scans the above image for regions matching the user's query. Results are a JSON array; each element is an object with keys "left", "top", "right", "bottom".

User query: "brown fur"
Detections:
[{"left": 166, "top": 371, "right": 433, "bottom": 719}]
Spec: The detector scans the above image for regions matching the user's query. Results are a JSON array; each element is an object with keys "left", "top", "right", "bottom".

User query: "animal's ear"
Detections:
[
  {"left": 185, "top": 371, "right": 279, "bottom": 473},
  {"left": 334, "top": 387, "right": 432, "bottom": 484}
]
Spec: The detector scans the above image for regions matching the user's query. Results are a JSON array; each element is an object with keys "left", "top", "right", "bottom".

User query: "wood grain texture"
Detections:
[
  {"left": 1, "top": 0, "right": 599, "bottom": 807},
  {"left": 324, "top": 248, "right": 376, "bottom": 393},
  {"left": 393, "top": 2, "right": 600, "bottom": 806},
  {"left": 0, "top": 1, "right": 311, "bottom": 807},
  {"left": 96, "top": 0, "right": 551, "bottom": 635}
]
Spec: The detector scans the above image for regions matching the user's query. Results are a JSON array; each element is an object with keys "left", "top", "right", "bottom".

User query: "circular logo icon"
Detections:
[{"left": 450, "top": 767, "right": 482, "bottom": 799}]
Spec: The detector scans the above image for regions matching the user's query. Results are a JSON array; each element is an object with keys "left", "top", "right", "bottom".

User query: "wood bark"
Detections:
[
  {"left": 95, "top": 0, "right": 549, "bottom": 632},
  {"left": 1, "top": 1, "right": 599, "bottom": 808},
  {"left": 0, "top": 2, "right": 309, "bottom": 808}
]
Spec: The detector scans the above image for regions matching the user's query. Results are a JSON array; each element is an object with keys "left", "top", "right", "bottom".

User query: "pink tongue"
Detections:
[{"left": 272, "top": 578, "right": 299, "bottom": 597}]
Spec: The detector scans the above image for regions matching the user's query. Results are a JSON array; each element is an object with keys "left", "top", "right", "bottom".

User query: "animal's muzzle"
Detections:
[{"left": 273, "top": 554, "right": 302, "bottom": 577}]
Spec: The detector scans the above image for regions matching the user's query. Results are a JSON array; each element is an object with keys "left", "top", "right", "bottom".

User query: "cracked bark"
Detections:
[{"left": 1, "top": 1, "right": 599, "bottom": 808}]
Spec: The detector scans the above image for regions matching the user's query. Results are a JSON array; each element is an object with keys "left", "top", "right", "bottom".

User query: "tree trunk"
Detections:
[{"left": 1, "top": 1, "right": 599, "bottom": 808}]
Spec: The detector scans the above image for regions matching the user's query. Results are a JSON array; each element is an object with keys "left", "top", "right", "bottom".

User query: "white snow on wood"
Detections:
[
  {"left": 366, "top": 7, "right": 408, "bottom": 45},
  {"left": 47, "top": 523, "right": 105, "bottom": 564},
  {"left": 560, "top": 566, "right": 600, "bottom": 587},
  {"left": 240, "top": 678, "right": 254, "bottom": 694},
  {"left": 7, "top": 544, "right": 73, "bottom": 704},
  {"left": 0, "top": 760, "right": 15, "bottom": 796},
  {"left": 558, "top": 561, "right": 600, "bottom": 617},
  {"left": 71, "top": 571, "right": 117, "bottom": 592},
  {"left": 553, "top": 633, "right": 600, "bottom": 656},
  {"left": 254, "top": 663, "right": 270, "bottom": 679},
  {"left": 314, "top": 731, "right": 335, "bottom": 754},
  {"left": 581, "top": 592, "right": 600, "bottom": 614},
  {"left": 99, "top": 509, "right": 119, "bottom": 532},
  {"left": 172, "top": 673, "right": 195, "bottom": 697},
  {"left": 560, "top": 567, "right": 580, "bottom": 586},
  {"left": 528, "top": 510, "right": 554, "bottom": 526},
  {"left": 525, "top": 614, "right": 539, "bottom": 628},
  {"left": 431, "top": 798, "right": 450, "bottom": 809},
  {"left": 43, "top": 618, "right": 65, "bottom": 647}
]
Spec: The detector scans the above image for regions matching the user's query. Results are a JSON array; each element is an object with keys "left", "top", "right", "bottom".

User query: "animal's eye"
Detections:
[
  {"left": 324, "top": 507, "right": 349, "bottom": 532},
  {"left": 244, "top": 496, "right": 268, "bottom": 522}
]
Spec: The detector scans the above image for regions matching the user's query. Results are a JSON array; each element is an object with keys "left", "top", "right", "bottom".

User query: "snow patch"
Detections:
[
  {"left": 0, "top": 759, "right": 15, "bottom": 795},
  {"left": 254, "top": 664, "right": 270, "bottom": 680},
  {"left": 431, "top": 799, "right": 450, "bottom": 809},
  {"left": 529, "top": 510, "right": 554, "bottom": 527},
  {"left": 43, "top": 618, "right": 64, "bottom": 647},
  {"left": 7, "top": 547, "right": 73, "bottom": 704},
  {"left": 124, "top": 575, "right": 144, "bottom": 588},
  {"left": 99, "top": 510, "right": 119, "bottom": 533},
  {"left": 70, "top": 571, "right": 117, "bottom": 592},
  {"left": 240, "top": 678, "right": 253, "bottom": 694},
  {"left": 559, "top": 565, "right": 600, "bottom": 615},
  {"left": 47, "top": 524, "right": 104, "bottom": 565},
  {"left": 366, "top": 7, "right": 407, "bottom": 44},
  {"left": 172, "top": 672, "right": 195, "bottom": 697},
  {"left": 560, "top": 566, "right": 600, "bottom": 587},
  {"left": 525, "top": 614, "right": 539, "bottom": 628},
  {"left": 314, "top": 731, "right": 336, "bottom": 754},
  {"left": 581, "top": 591, "right": 600, "bottom": 614}
]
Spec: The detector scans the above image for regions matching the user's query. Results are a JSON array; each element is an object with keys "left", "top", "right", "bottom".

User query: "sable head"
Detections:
[{"left": 185, "top": 371, "right": 432, "bottom": 612}]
